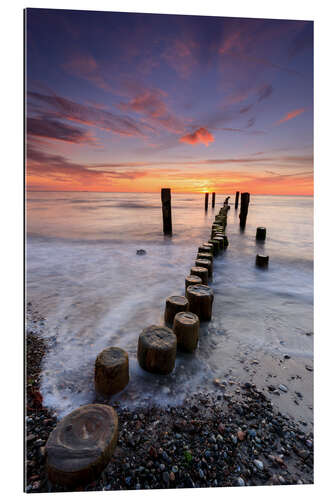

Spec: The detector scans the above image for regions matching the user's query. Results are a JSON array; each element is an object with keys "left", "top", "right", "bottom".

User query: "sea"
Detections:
[{"left": 26, "top": 192, "right": 313, "bottom": 418}]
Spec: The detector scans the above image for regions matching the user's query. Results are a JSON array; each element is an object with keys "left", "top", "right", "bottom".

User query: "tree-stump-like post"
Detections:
[
  {"left": 190, "top": 266, "right": 209, "bottom": 285},
  {"left": 235, "top": 191, "right": 240, "bottom": 209},
  {"left": 212, "top": 192, "right": 216, "bottom": 208},
  {"left": 46, "top": 404, "right": 118, "bottom": 487},
  {"left": 164, "top": 295, "right": 189, "bottom": 325},
  {"left": 195, "top": 258, "right": 213, "bottom": 277},
  {"left": 161, "top": 188, "right": 172, "bottom": 235},
  {"left": 94, "top": 347, "right": 129, "bottom": 397},
  {"left": 211, "top": 236, "right": 225, "bottom": 250},
  {"left": 208, "top": 239, "right": 220, "bottom": 256},
  {"left": 186, "top": 284, "right": 214, "bottom": 321},
  {"left": 173, "top": 311, "right": 200, "bottom": 353},
  {"left": 185, "top": 274, "right": 202, "bottom": 295},
  {"left": 197, "top": 252, "right": 213, "bottom": 262},
  {"left": 137, "top": 325, "right": 177, "bottom": 374},
  {"left": 200, "top": 243, "right": 214, "bottom": 254},
  {"left": 256, "top": 254, "right": 269, "bottom": 268}
]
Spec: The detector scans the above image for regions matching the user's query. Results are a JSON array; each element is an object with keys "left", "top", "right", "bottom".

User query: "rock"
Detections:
[
  {"left": 279, "top": 384, "right": 288, "bottom": 392},
  {"left": 162, "top": 471, "right": 169, "bottom": 484},
  {"left": 237, "top": 477, "right": 245, "bottom": 486},
  {"left": 253, "top": 459, "right": 264, "bottom": 471},
  {"left": 237, "top": 430, "right": 246, "bottom": 441},
  {"left": 169, "top": 471, "right": 175, "bottom": 481},
  {"left": 136, "top": 249, "right": 146, "bottom": 255},
  {"left": 305, "top": 365, "right": 313, "bottom": 372}
]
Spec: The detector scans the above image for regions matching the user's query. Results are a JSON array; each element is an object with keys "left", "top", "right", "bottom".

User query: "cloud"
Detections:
[
  {"left": 28, "top": 91, "right": 153, "bottom": 137},
  {"left": 26, "top": 144, "right": 147, "bottom": 188},
  {"left": 276, "top": 108, "right": 306, "bottom": 125},
  {"left": 257, "top": 84, "right": 273, "bottom": 103},
  {"left": 62, "top": 54, "right": 115, "bottom": 92},
  {"left": 27, "top": 117, "right": 98, "bottom": 144},
  {"left": 179, "top": 128, "right": 215, "bottom": 146},
  {"left": 162, "top": 38, "right": 198, "bottom": 78},
  {"left": 239, "top": 104, "right": 253, "bottom": 114},
  {"left": 118, "top": 87, "right": 185, "bottom": 134}
]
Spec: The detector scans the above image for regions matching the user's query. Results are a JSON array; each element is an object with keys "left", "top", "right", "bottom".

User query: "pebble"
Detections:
[
  {"left": 237, "top": 477, "right": 245, "bottom": 486},
  {"left": 279, "top": 384, "right": 288, "bottom": 393},
  {"left": 162, "top": 472, "right": 169, "bottom": 484},
  {"left": 253, "top": 459, "right": 264, "bottom": 471}
]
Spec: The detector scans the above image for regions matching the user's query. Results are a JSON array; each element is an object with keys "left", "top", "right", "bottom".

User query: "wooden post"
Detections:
[
  {"left": 256, "top": 227, "right": 266, "bottom": 241},
  {"left": 256, "top": 254, "right": 269, "bottom": 268},
  {"left": 137, "top": 325, "right": 177, "bottom": 374},
  {"left": 212, "top": 192, "right": 216, "bottom": 208},
  {"left": 161, "top": 188, "right": 172, "bottom": 235},
  {"left": 239, "top": 192, "right": 250, "bottom": 228},
  {"left": 46, "top": 404, "right": 118, "bottom": 487},
  {"left": 205, "top": 192, "right": 209, "bottom": 211},
  {"left": 235, "top": 191, "right": 240, "bottom": 209}
]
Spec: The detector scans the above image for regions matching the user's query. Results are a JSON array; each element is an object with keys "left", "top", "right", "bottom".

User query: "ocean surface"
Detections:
[{"left": 26, "top": 192, "right": 313, "bottom": 418}]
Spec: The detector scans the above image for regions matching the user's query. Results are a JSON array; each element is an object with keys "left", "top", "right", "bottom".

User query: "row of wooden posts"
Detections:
[
  {"left": 162, "top": 188, "right": 252, "bottom": 236},
  {"left": 44, "top": 193, "right": 231, "bottom": 488},
  {"left": 43, "top": 190, "right": 268, "bottom": 488}
]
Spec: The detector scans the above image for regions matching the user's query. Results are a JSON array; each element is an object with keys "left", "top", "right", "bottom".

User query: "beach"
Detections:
[{"left": 25, "top": 192, "right": 313, "bottom": 491}]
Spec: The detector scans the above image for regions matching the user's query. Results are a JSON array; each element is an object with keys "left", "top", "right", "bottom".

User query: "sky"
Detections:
[{"left": 25, "top": 9, "right": 313, "bottom": 194}]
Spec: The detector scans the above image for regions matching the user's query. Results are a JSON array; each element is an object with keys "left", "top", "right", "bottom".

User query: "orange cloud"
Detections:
[
  {"left": 179, "top": 128, "right": 214, "bottom": 146},
  {"left": 276, "top": 108, "right": 306, "bottom": 125}
]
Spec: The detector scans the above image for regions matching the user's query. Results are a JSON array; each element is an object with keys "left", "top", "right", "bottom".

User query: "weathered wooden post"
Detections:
[
  {"left": 235, "top": 191, "right": 240, "bottom": 209},
  {"left": 187, "top": 284, "right": 214, "bottom": 321},
  {"left": 46, "top": 404, "right": 118, "bottom": 487},
  {"left": 212, "top": 192, "right": 216, "bottom": 208},
  {"left": 205, "top": 192, "right": 209, "bottom": 211},
  {"left": 256, "top": 227, "right": 266, "bottom": 241},
  {"left": 173, "top": 311, "right": 199, "bottom": 353},
  {"left": 164, "top": 295, "right": 189, "bottom": 325},
  {"left": 256, "top": 254, "right": 269, "bottom": 268},
  {"left": 185, "top": 274, "right": 202, "bottom": 295},
  {"left": 239, "top": 192, "right": 250, "bottom": 228},
  {"left": 190, "top": 266, "right": 209, "bottom": 285},
  {"left": 95, "top": 347, "right": 129, "bottom": 397},
  {"left": 161, "top": 188, "right": 172, "bottom": 235},
  {"left": 195, "top": 258, "right": 213, "bottom": 277},
  {"left": 137, "top": 325, "right": 177, "bottom": 374}
]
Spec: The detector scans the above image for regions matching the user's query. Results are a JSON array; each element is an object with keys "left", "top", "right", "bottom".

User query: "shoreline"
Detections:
[{"left": 25, "top": 303, "right": 313, "bottom": 493}]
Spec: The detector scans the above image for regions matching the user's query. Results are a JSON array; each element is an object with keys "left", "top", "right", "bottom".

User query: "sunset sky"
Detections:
[{"left": 25, "top": 9, "right": 313, "bottom": 194}]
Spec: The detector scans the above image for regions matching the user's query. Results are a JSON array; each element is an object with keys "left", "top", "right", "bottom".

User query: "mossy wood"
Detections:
[{"left": 197, "top": 252, "right": 213, "bottom": 262}]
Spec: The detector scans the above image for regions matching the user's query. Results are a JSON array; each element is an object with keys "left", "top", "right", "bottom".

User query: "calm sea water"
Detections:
[{"left": 26, "top": 192, "right": 313, "bottom": 417}]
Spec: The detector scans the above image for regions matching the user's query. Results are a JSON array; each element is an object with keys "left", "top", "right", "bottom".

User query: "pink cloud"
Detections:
[
  {"left": 179, "top": 128, "right": 215, "bottom": 146},
  {"left": 276, "top": 108, "right": 306, "bottom": 125}
]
